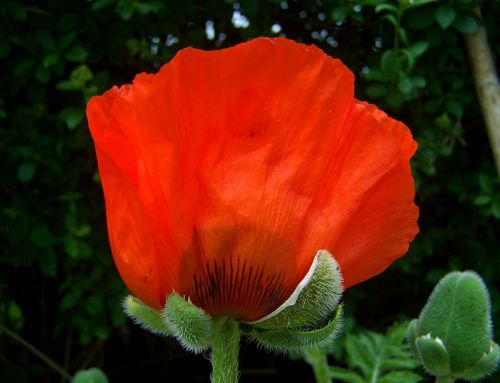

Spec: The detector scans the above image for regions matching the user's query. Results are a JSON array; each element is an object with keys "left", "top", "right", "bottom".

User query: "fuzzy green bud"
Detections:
[{"left": 409, "top": 271, "right": 499, "bottom": 381}]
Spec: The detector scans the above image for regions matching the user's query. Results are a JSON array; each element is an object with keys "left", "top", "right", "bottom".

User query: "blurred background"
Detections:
[{"left": 1, "top": 0, "right": 499, "bottom": 382}]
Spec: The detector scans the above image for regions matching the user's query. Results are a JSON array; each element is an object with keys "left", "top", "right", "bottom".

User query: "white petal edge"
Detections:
[{"left": 246, "top": 251, "right": 322, "bottom": 324}]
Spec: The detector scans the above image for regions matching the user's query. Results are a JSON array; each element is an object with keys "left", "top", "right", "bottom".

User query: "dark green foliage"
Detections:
[
  {"left": 330, "top": 322, "right": 423, "bottom": 383},
  {"left": 1, "top": 0, "right": 499, "bottom": 381}
]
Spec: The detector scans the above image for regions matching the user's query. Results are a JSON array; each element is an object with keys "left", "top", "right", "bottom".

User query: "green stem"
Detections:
[
  {"left": 435, "top": 377, "right": 455, "bottom": 383},
  {"left": 0, "top": 322, "right": 71, "bottom": 380},
  {"left": 211, "top": 317, "right": 240, "bottom": 383},
  {"left": 393, "top": 4, "right": 404, "bottom": 78},
  {"left": 305, "top": 349, "right": 331, "bottom": 383}
]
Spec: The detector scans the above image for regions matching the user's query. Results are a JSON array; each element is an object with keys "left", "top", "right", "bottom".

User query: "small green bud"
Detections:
[
  {"left": 410, "top": 271, "right": 499, "bottom": 381},
  {"left": 123, "top": 295, "right": 170, "bottom": 336},
  {"left": 162, "top": 293, "right": 213, "bottom": 354}
]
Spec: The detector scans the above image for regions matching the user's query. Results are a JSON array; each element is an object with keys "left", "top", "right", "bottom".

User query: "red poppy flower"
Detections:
[{"left": 87, "top": 38, "right": 418, "bottom": 322}]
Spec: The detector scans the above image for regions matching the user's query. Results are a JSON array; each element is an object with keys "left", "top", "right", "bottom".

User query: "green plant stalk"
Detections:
[
  {"left": 393, "top": 4, "right": 404, "bottom": 80},
  {"left": 305, "top": 349, "right": 331, "bottom": 383},
  {"left": 211, "top": 317, "right": 240, "bottom": 383},
  {"left": 0, "top": 322, "right": 71, "bottom": 380}
]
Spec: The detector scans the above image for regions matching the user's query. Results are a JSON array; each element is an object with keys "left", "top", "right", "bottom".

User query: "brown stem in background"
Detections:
[
  {"left": 464, "top": 6, "right": 500, "bottom": 177},
  {"left": 0, "top": 323, "right": 71, "bottom": 381}
]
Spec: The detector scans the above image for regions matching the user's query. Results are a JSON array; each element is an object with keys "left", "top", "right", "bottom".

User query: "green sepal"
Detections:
[
  {"left": 459, "top": 341, "right": 500, "bottom": 380},
  {"left": 122, "top": 295, "right": 171, "bottom": 336},
  {"left": 415, "top": 334, "right": 450, "bottom": 376},
  {"left": 407, "top": 318, "right": 419, "bottom": 357},
  {"left": 248, "top": 304, "right": 343, "bottom": 353},
  {"left": 250, "top": 250, "right": 343, "bottom": 330},
  {"left": 162, "top": 293, "right": 213, "bottom": 354}
]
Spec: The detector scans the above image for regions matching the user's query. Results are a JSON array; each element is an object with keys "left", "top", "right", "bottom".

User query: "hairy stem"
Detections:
[
  {"left": 305, "top": 349, "right": 331, "bottom": 383},
  {"left": 0, "top": 322, "right": 71, "bottom": 380},
  {"left": 211, "top": 317, "right": 240, "bottom": 383}
]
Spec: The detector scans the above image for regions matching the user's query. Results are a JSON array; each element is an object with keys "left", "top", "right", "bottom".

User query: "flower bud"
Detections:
[{"left": 409, "top": 271, "right": 499, "bottom": 381}]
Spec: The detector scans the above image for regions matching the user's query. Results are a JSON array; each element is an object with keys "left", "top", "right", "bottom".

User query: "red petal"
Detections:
[{"left": 295, "top": 101, "right": 419, "bottom": 287}]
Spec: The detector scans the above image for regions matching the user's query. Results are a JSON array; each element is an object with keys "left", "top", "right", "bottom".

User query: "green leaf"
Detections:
[
  {"left": 330, "top": 366, "right": 365, "bottom": 383},
  {"left": 345, "top": 333, "right": 376, "bottom": 377},
  {"left": 411, "top": 75, "right": 427, "bottom": 88},
  {"left": 39, "top": 250, "right": 58, "bottom": 276},
  {"left": 435, "top": 113, "right": 451, "bottom": 130},
  {"left": 72, "top": 368, "right": 109, "bottom": 383},
  {"left": 65, "top": 46, "right": 89, "bottom": 62},
  {"left": 382, "top": 13, "right": 398, "bottom": 27},
  {"left": 362, "top": 68, "right": 386, "bottom": 81},
  {"left": 407, "top": 8, "right": 435, "bottom": 29},
  {"left": 0, "top": 40, "right": 10, "bottom": 60},
  {"left": 135, "top": 1, "right": 164, "bottom": 15},
  {"left": 380, "top": 50, "right": 397, "bottom": 78},
  {"left": 57, "top": 14, "right": 81, "bottom": 31},
  {"left": 491, "top": 201, "right": 500, "bottom": 219},
  {"left": 474, "top": 195, "right": 491, "bottom": 206},
  {"left": 36, "top": 30, "right": 57, "bottom": 51},
  {"left": 378, "top": 370, "right": 423, "bottom": 383},
  {"left": 341, "top": 322, "right": 422, "bottom": 381},
  {"left": 60, "top": 289, "right": 81, "bottom": 310},
  {"left": 17, "top": 162, "right": 36, "bottom": 182},
  {"left": 59, "top": 107, "right": 84, "bottom": 129},
  {"left": 30, "top": 224, "right": 55, "bottom": 247},
  {"left": 366, "top": 83, "right": 388, "bottom": 99},
  {"left": 453, "top": 14, "right": 479, "bottom": 34},
  {"left": 91, "top": 0, "right": 116, "bottom": 11},
  {"left": 117, "top": 2, "right": 135, "bottom": 20},
  {"left": 445, "top": 99, "right": 463, "bottom": 117},
  {"left": 43, "top": 52, "right": 60, "bottom": 68},
  {"left": 435, "top": 5, "right": 456, "bottom": 29},
  {"left": 375, "top": 4, "right": 398, "bottom": 14},
  {"left": 59, "top": 32, "right": 77, "bottom": 50},
  {"left": 405, "top": 0, "right": 437, "bottom": 10},
  {"left": 5, "top": 300, "right": 24, "bottom": 330},
  {"left": 35, "top": 65, "right": 50, "bottom": 83},
  {"left": 56, "top": 80, "right": 78, "bottom": 91},
  {"left": 409, "top": 41, "right": 429, "bottom": 58},
  {"left": 398, "top": 76, "right": 414, "bottom": 94},
  {"left": 85, "top": 295, "right": 104, "bottom": 316},
  {"left": 64, "top": 237, "right": 79, "bottom": 258},
  {"left": 331, "top": 6, "right": 350, "bottom": 21}
]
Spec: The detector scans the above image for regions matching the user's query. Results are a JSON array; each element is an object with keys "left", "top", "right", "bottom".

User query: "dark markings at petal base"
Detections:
[{"left": 183, "top": 228, "right": 290, "bottom": 321}]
